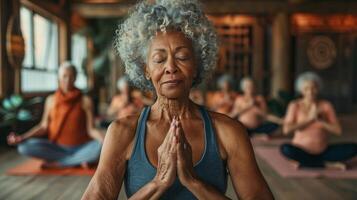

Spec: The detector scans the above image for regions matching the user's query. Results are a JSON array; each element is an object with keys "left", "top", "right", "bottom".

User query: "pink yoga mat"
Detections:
[{"left": 255, "top": 147, "right": 357, "bottom": 179}]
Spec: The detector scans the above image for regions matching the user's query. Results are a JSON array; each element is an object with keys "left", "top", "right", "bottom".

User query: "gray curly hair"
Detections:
[
  {"left": 115, "top": 0, "right": 218, "bottom": 90},
  {"left": 295, "top": 71, "right": 323, "bottom": 93}
]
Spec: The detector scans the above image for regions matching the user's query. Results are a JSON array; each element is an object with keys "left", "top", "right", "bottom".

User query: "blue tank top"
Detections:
[{"left": 124, "top": 106, "right": 228, "bottom": 199}]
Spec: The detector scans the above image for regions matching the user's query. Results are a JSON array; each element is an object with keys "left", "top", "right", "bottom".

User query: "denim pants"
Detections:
[{"left": 17, "top": 138, "right": 102, "bottom": 167}]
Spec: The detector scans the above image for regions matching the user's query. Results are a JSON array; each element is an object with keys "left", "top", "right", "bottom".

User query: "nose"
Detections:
[{"left": 164, "top": 56, "right": 178, "bottom": 74}]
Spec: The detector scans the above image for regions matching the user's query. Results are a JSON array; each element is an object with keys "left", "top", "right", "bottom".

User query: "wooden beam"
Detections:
[
  {"left": 0, "top": 0, "right": 16, "bottom": 97},
  {"left": 72, "top": 1, "right": 357, "bottom": 18},
  {"left": 72, "top": 3, "right": 132, "bottom": 18},
  {"left": 20, "top": 0, "right": 66, "bottom": 21}
]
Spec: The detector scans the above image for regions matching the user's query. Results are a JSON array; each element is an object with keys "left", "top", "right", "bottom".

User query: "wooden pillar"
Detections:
[
  {"left": 252, "top": 19, "right": 264, "bottom": 94},
  {"left": 59, "top": 2, "right": 71, "bottom": 63},
  {"left": 271, "top": 13, "right": 292, "bottom": 98},
  {"left": 0, "top": 0, "right": 16, "bottom": 98}
]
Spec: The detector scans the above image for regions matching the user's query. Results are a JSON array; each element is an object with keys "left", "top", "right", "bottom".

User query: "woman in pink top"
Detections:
[{"left": 281, "top": 72, "right": 356, "bottom": 168}]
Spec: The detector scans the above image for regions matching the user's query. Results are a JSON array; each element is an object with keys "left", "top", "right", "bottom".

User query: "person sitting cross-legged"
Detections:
[{"left": 7, "top": 62, "right": 104, "bottom": 169}]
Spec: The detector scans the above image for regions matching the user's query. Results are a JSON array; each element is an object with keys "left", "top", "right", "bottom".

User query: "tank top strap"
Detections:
[
  {"left": 198, "top": 106, "right": 220, "bottom": 156},
  {"left": 130, "top": 106, "right": 151, "bottom": 161}
]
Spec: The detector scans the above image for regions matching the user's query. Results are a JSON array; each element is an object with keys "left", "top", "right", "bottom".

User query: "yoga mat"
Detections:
[
  {"left": 6, "top": 159, "right": 96, "bottom": 176},
  {"left": 250, "top": 136, "right": 290, "bottom": 146},
  {"left": 255, "top": 147, "right": 357, "bottom": 179}
]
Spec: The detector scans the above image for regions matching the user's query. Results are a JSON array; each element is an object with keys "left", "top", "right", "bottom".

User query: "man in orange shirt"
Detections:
[{"left": 7, "top": 62, "right": 104, "bottom": 168}]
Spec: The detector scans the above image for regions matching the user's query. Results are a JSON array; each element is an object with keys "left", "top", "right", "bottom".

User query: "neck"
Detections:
[
  {"left": 244, "top": 92, "right": 254, "bottom": 98},
  {"left": 151, "top": 94, "right": 194, "bottom": 121},
  {"left": 302, "top": 97, "right": 316, "bottom": 105}
]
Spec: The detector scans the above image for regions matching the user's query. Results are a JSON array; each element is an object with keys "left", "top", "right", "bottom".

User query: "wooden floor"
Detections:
[{"left": 0, "top": 113, "right": 356, "bottom": 200}]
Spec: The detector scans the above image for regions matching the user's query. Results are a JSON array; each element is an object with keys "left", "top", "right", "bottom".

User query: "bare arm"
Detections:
[
  {"left": 82, "top": 120, "right": 134, "bottom": 200},
  {"left": 318, "top": 102, "right": 342, "bottom": 136},
  {"left": 175, "top": 113, "right": 273, "bottom": 200},
  {"left": 82, "top": 96, "right": 105, "bottom": 143},
  {"left": 215, "top": 115, "right": 273, "bottom": 200},
  {"left": 283, "top": 101, "right": 315, "bottom": 135},
  {"left": 82, "top": 117, "right": 179, "bottom": 200},
  {"left": 228, "top": 98, "right": 254, "bottom": 119},
  {"left": 8, "top": 95, "right": 53, "bottom": 145}
]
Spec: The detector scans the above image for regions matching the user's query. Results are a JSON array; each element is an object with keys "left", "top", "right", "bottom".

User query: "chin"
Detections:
[{"left": 160, "top": 88, "right": 187, "bottom": 99}]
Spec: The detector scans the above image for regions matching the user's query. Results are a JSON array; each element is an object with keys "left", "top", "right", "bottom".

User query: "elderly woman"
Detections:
[
  {"left": 209, "top": 74, "right": 237, "bottom": 115},
  {"left": 82, "top": 0, "right": 272, "bottom": 199},
  {"left": 107, "top": 76, "right": 144, "bottom": 120},
  {"left": 229, "top": 77, "right": 281, "bottom": 136},
  {"left": 281, "top": 72, "right": 357, "bottom": 168}
]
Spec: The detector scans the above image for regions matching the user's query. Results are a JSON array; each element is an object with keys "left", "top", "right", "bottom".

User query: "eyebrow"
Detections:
[{"left": 152, "top": 46, "right": 190, "bottom": 53}]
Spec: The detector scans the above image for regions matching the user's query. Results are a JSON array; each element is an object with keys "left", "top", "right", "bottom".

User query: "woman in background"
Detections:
[
  {"left": 281, "top": 72, "right": 357, "bottom": 169},
  {"left": 209, "top": 74, "right": 237, "bottom": 115},
  {"left": 229, "top": 77, "right": 281, "bottom": 137}
]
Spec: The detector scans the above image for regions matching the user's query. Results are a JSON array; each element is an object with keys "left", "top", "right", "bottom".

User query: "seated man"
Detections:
[
  {"left": 229, "top": 77, "right": 281, "bottom": 136},
  {"left": 281, "top": 72, "right": 357, "bottom": 169},
  {"left": 7, "top": 62, "right": 104, "bottom": 168}
]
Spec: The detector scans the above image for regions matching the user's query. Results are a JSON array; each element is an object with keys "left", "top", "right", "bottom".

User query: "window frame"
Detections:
[{"left": 20, "top": 4, "right": 60, "bottom": 94}]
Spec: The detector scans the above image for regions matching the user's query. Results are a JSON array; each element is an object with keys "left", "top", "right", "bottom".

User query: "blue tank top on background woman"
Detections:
[{"left": 124, "top": 106, "right": 228, "bottom": 199}]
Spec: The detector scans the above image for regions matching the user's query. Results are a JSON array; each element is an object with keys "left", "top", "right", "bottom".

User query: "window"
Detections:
[
  {"left": 20, "top": 6, "right": 59, "bottom": 92},
  {"left": 71, "top": 34, "right": 88, "bottom": 90}
]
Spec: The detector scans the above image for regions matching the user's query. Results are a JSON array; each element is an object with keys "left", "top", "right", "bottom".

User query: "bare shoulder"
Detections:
[
  {"left": 207, "top": 111, "right": 250, "bottom": 159},
  {"left": 288, "top": 99, "right": 300, "bottom": 108},
  {"left": 256, "top": 95, "right": 265, "bottom": 102},
  {"left": 318, "top": 99, "right": 335, "bottom": 112},
  {"left": 104, "top": 113, "right": 142, "bottom": 160},
  {"left": 44, "top": 94, "right": 55, "bottom": 110},
  {"left": 45, "top": 94, "right": 55, "bottom": 105},
  {"left": 81, "top": 95, "right": 93, "bottom": 106}
]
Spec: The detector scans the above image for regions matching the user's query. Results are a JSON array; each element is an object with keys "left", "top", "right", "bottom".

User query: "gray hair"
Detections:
[
  {"left": 295, "top": 71, "right": 323, "bottom": 93},
  {"left": 117, "top": 75, "right": 129, "bottom": 90},
  {"left": 59, "top": 61, "right": 77, "bottom": 78},
  {"left": 115, "top": 0, "right": 218, "bottom": 90},
  {"left": 240, "top": 76, "right": 253, "bottom": 90},
  {"left": 217, "top": 74, "right": 233, "bottom": 89}
]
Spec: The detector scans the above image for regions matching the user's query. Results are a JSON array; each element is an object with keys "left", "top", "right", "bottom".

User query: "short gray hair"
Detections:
[
  {"left": 59, "top": 61, "right": 77, "bottom": 78},
  {"left": 217, "top": 74, "right": 233, "bottom": 89},
  {"left": 295, "top": 71, "right": 323, "bottom": 93},
  {"left": 115, "top": 0, "right": 218, "bottom": 90},
  {"left": 240, "top": 76, "right": 253, "bottom": 90},
  {"left": 117, "top": 75, "right": 129, "bottom": 90}
]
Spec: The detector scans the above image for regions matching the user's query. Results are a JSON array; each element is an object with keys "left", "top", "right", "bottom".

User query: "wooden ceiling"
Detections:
[{"left": 69, "top": 0, "right": 357, "bottom": 18}]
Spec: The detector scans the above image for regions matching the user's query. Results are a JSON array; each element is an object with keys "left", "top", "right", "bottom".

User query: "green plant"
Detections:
[{"left": 0, "top": 95, "right": 43, "bottom": 128}]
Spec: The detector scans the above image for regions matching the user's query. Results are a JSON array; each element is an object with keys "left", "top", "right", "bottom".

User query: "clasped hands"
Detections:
[{"left": 153, "top": 116, "right": 197, "bottom": 190}]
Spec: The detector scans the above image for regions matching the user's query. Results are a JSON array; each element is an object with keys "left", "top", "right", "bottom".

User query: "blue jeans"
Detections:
[
  {"left": 17, "top": 138, "right": 102, "bottom": 167},
  {"left": 280, "top": 143, "right": 357, "bottom": 168}
]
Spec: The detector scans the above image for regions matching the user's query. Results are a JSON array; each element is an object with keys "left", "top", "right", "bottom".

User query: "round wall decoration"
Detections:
[{"left": 307, "top": 35, "right": 336, "bottom": 70}]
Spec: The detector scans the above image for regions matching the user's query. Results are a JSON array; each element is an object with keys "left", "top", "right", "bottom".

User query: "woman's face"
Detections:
[
  {"left": 301, "top": 80, "right": 318, "bottom": 100},
  {"left": 243, "top": 80, "right": 255, "bottom": 95},
  {"left": 146, "top": 31, "right": 196, "bottom": 99}
]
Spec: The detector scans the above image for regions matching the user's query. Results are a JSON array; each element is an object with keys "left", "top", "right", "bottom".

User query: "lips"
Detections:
[{"left": 161, "top": 79, "right": 183, "bottom": 86}]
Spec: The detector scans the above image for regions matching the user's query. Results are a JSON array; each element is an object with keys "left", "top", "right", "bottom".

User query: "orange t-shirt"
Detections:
[{"left": 48, "top": 88, "right": 91, "bottom": 146}]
